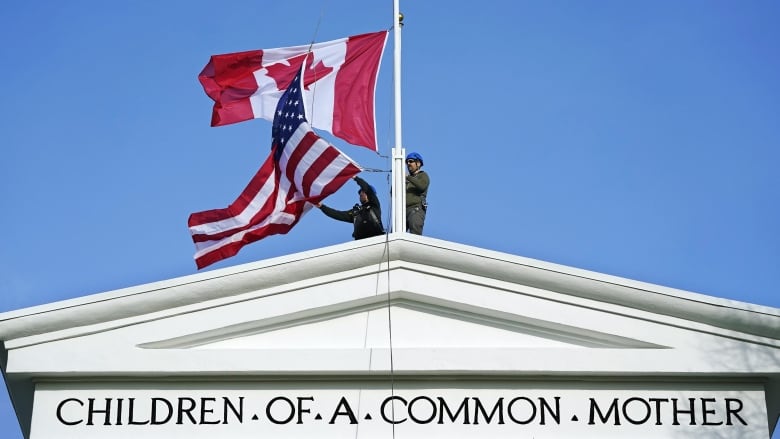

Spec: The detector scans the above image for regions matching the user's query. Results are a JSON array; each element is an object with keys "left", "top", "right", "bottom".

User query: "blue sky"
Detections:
[{"left": 1, "top": 1, "right": 779, "bottom": 438}]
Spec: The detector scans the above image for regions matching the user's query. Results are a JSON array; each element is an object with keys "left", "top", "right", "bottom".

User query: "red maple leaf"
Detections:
[{"left": 265, "top": 53, "right": 334, "bottom": 91}]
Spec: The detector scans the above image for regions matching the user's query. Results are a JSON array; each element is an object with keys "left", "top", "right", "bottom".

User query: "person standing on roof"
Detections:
[
  {"left": 317, "top": 176, "right": 385, "bottom": 240},
  {"left": 405, "top": 152, "right": 429, "bottom": 235}
]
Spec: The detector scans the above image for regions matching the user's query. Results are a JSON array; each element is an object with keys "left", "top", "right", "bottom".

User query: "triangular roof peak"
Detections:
[
  {"left": 1, "top": 235, "right": 779, "bottom": 439},
  {"left": 1, "top": 234, "right": 777, "bottom": 343}
]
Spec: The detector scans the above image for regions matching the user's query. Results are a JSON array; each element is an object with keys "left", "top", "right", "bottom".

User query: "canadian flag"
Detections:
[{"left": 199, "top": 30, "right": 388, "bottom": 152}]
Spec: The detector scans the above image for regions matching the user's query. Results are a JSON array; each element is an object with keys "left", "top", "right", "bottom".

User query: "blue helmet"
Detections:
[{"left": 406, "top": 152, "right": 424, "bottom": 166}]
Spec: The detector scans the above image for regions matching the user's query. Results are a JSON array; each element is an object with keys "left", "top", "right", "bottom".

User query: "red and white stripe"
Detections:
[
  {"left": 199, "top": 30, "right": 388, "bottom": 151},
  {"left": 188, "top": 123, "right": 361, "bottom": 269}
]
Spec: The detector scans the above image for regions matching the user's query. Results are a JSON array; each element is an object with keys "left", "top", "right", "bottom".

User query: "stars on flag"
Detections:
[{"left": 272, "top": 81, "right": 306, "bottom": 150}]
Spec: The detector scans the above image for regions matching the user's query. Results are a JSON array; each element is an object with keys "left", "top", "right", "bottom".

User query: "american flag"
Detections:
[{"left": 188, "top": 65, "right": 362, "bottom": 269}]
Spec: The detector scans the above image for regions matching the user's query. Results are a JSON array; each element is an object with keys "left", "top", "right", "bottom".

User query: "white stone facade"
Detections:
[{"left": 2, "top": 234, "right": 779, "bottom": 438}]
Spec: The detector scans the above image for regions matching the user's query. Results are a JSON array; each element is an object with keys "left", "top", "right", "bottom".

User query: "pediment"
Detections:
[
  {"left": 2, "top": 235, "right": 779, "bottom": 439},
  {"left": 139, "top": 294, "right": 666, "bottom": 350},
  {"left": 1, "top": 235, "right": 777, "bottom": 377}
]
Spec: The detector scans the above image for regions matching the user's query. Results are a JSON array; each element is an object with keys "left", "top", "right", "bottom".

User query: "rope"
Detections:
[
  {"left": 383, "top": 236, "right": 396, "bottom": 436},
  {"left": 298, "top": 6, "right": 398, "bottom": 438},
  {"left": 361, "top": 18, "right": 402, "bottom": 437},
  {"left": 351, "top": 154, "right": 395, "bottom": 439},
  {"left": 305, "top": 3, "right": 328, "bottom": 125},
  {"left": 353, "top": 17, "right": 399, "bottom": 439},
  {"left": 308, "top": 4, "right": 326, "bottom": 51},
  {"left": 381, "top": 154, "right": 396, "bottom": 437},
  {"left": 348, "top": 19, "right": 397, "bottom": 437}
]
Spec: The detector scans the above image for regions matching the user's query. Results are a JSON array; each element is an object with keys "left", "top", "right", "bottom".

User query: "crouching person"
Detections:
[{"left": 317, "top": 176, "right": 385, "bottom": 240}]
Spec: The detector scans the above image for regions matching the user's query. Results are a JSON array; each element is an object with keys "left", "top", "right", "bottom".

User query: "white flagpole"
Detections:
[{"left": 391, "top": 0, "right": 406, "bottom": 234}]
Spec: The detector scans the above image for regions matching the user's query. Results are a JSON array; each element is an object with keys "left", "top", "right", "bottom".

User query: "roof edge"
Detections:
[
  {"left": 0, "top": 234, "right": 777, "bottom": 341},
  {"left": 391, "top": 236, "right": 780, "bottom": 340}
]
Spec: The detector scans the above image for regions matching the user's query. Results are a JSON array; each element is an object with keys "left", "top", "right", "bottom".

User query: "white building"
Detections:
[{"left": 2, "top": 234, "right": 779, "bottom": 438}]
